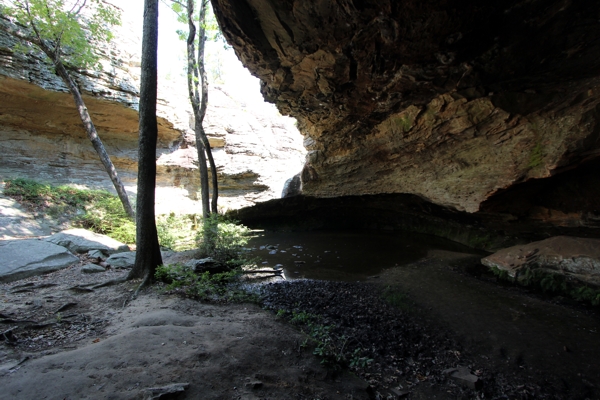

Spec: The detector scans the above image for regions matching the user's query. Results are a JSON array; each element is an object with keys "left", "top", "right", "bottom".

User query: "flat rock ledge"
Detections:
[
  {"left": 0, "top": 239, "right": 79, "bottom": 283},
  {"left": 482, "top": 236, "right": 600, "bottom": 287},
  {"left": 45, "top": 228, "right": 130, "bottom": 255}
]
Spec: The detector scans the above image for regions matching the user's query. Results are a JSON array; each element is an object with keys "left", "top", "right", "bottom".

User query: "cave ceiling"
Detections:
[{"left": 210, "top": 0, "right": 600, "bottom": 216}]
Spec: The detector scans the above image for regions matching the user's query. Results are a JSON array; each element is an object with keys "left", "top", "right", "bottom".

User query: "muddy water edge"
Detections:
[{"left": 248, "top": 230, "right": 600, "bottom": 399}]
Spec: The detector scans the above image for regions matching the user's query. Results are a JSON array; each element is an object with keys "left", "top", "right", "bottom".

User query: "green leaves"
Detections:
[
  {"left": 167, "top": 0, "right": 223, "bottom": 44},
  {"left": 2, "top": 0, "right": 121, "bottom": 70}
]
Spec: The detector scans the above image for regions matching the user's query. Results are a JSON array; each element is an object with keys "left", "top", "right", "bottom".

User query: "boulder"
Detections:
[
  {"left": 87, "top": 249, "right": 107, "bottom": 260},
  {"left": 45, "top": 229, "right": 130, "bottom": 255},
  {"left": 482, "top": 236, "right": 600, "bottom": 286},
  {"left": 81, "top": 263, "right": 106, "bottom": 274},
  {"left": 106, "top": 252, "right": 136, "bottom": 269},
  {"left": 107, "top": 250, "right": 184, "bottom": 270},
  {"left": 0, "top": 239, "right": 78, "bottom": 282}
]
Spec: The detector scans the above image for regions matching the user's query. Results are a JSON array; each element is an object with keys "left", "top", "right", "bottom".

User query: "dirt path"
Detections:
[{"left": 0, "top": 265, "right": 369, "bottom": 399}]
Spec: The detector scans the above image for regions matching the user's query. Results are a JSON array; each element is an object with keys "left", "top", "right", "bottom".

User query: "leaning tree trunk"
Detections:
[
  {"left": 186, "top": 0, "right": 211, "bottom": 218},
  {"left": 129, "top": 0, "right": 162, "bottom": 282},
  {"left": 196, "top": 0, "right": 219, "bottom": 214},
  {"left": 186, "top": 0, "right": 218, "bottom": 216},
  {"left": 52, "top": 59, "right": 135, "bottom": 219}
]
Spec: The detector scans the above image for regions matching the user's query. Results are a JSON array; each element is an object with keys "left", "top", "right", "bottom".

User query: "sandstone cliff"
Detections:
[
  {"left": 0, "top": 2, "right": 305, "bottom": 212},
  {"left": 211, "top": 0, "right": 600, "bottom": 230}
]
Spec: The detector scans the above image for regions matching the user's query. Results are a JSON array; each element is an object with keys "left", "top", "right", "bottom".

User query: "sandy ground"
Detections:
[{"left": 0, "top": 264, "right": 369, "bottom": 399}]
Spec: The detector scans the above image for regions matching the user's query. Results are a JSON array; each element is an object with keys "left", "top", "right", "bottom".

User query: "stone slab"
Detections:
[
  {"left": 45, "top": 229, "right": 130, "bottom": 255},
  {"left": 81, "top": 263, "right": 106, "bottom": 274},
  {"left": 482, "top": 236, "right": 600, "bottom": 280},
  {"left": 106, "top": 251, "right": 136, "bottom": 269},
  {"left": 0, "top": 239, "right": 79, "bottom": 282}
]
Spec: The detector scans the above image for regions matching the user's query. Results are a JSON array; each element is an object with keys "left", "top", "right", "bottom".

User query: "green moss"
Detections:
[
  {"left": 389, "top": 113, "right": 414, "bottom": 133},
  {"left": 528, "top": 142, "right": 544, "bottom": 169},
  {"left": 492, "top": 264, "right": 600, "bottom": 306},
  {"left": 490, "top": 266, "right": 513, "bottom": 282}
]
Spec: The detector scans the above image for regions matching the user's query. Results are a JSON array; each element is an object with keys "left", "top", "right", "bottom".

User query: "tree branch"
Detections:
[{"left": 70, "top": 0, "right": 87, "bottom": 16}]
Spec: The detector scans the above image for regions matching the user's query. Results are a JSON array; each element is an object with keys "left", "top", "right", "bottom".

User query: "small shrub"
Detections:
[
  {"left": 156, "top": 213, "right": 198, "bottom": 251},
  {"left": 198, "top": 214, "right": 252, "bottom": 267},
  {"left": 155, "top": 263, "right": 257, "bottom": 303},
  {"left": 275, "top": 309, "right": 369, "bottom": 370}
]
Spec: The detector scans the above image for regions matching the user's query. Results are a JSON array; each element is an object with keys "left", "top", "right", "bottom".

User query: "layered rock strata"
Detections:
[{"left": 0, "top": 4, "right": 305, "bottom": 211}]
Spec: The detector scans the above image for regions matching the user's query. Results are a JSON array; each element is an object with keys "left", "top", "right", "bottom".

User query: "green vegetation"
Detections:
[
  {"left": 389, "top": 113, "right": 414, "bottom": 133},
  {"left": 154, "top": 214, "right": 255, "bottom": 301},
  {"left": 155, "top": 263, "right": 257, "bottom": 303},
  {"left": 2, "top": 0, "right": 120, "bottom": 71},
  {"left": 3, "top": 178, "right": 246, "bottom": 252},
  {"left": 198, "top": 214, "right": 252, "bottom": 266},
  {"left": 528, "top": 142, "right": 544, "bottom": 169},
  {"left": 490, "top": 264, "right": 600, "bottom": 306},
  {"left": 277, "top": 310, "right": 373, "bottom": 370},
  {"left": 4, "top": 178, "right": 136, "bottom": 242}
]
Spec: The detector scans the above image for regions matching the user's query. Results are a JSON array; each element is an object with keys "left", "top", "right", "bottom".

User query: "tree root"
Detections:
[
  {"left": 131, "top": 272, "right": 151, "bottom": 301},
  {"left": 91, "top": 277, "right": 128, "bottom": 290}
]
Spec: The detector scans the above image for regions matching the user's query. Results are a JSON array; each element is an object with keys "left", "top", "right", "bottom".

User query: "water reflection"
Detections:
[{"left": 245, "top": 230, "right": 476, "bottom": 281}]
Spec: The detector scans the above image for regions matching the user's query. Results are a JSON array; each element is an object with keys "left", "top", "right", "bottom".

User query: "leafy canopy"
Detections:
[
  {"left": 168, "top": 0, "right": 223, "bottom": 43},
  {"left": 1, "top": 0, "right": 120, "bottom": 69}
]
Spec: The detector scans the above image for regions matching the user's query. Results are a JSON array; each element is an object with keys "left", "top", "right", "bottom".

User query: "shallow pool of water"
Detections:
[{"left": 245, "top": 229, "right": 478, "bottom": 281}]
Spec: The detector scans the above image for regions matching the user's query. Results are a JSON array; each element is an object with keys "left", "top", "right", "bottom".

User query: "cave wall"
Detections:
[{"left": 211, "top": 0, "right": 600, "bottom": 218}]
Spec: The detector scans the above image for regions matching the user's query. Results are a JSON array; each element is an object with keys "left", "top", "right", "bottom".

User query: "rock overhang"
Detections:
[{"left": 211, "top": 0, "right": 600, "bottom": 214}]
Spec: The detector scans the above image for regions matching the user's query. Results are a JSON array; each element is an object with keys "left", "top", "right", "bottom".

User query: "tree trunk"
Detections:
[
  {"left": 186, "top": 0, "right": 210, "bottom": 218},
  {"left": 129, "top": 0, "right": 162, "bottom": 281},
  {"left": 52, "top": 59, "right": 135, "bottom": 219},
  {"left": 186, "top": 0, "right": 218, "bottom": 217},
  {"left": 197, "top": 0, "right": 219, "bottom": 214}
]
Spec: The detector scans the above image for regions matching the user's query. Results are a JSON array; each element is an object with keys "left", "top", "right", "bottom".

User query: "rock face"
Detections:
[
  {"left": 0, "top": 3, "right": 305, "bottom": 211},
  {"left": 211, "top": 0, "right": 600, "bottom": 221},
  {"left": 0, "top": 7, "right": 180, "bottom": 192},
  {"left": 481, "top": 236, "right": 600, "bottom": 288},
  {"left": 154, "top": 83, "right": 306, "bottom": 211}
]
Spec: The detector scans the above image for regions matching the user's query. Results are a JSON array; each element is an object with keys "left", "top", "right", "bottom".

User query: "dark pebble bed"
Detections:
[{"left": 260, "top": 279, "right": 568, "bottom": 400}]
